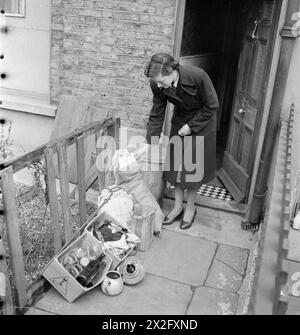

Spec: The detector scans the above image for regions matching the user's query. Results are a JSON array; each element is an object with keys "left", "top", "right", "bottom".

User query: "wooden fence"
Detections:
[
  {"left": 0, "top": 117, "right": 120, "bottom": 314},
  {"left": 272, "top": 104, "right": 294, "bottom": 314},
  {"left": 249, "top": 104, "right": 296, "bottom": 315}
]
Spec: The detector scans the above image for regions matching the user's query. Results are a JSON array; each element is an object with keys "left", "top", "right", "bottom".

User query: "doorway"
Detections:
[
  {"left": 177, "top": 0, "right": 282, "bottom": 204},
  {"left": 179, "top": 0, "right": 247, "bottom": 200}
]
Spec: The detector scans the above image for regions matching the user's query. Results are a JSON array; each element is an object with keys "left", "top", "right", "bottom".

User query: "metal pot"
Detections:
[
  {"left": 118, "top": 256, "right": 146, "bottom": 285},
  {"left": 101, "top": 271, "right": 124, "bottom": 296}
]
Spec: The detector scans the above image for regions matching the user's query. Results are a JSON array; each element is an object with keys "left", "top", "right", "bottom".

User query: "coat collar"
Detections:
[
  {"left": 161, "top": 65, "right": 196, "bottom": 104},
  {"left": 178, "top": 65, "right": 196, "bottom": 88}
]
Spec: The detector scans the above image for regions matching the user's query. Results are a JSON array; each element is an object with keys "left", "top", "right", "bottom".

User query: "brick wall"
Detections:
[{"left": 50, "top": 0, "right": 177, "bottom": 128}]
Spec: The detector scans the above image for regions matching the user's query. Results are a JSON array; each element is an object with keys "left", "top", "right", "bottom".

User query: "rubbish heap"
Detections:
[{"left": 42, "top": 143, "right": 166, "bottom": 302}]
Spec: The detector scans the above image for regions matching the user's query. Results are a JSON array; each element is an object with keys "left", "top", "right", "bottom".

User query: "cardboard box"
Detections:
[
  {"left": 128, "top": 205, "right": 155, "bottom": 251},
  {"left": 42, "top": 231, "right": 112, "bottom": 303},
  {"left": 85, "top": 211, "right": 136, "bottom": 270}
]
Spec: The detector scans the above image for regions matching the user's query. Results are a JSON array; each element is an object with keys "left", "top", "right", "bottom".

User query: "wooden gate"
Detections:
[{"left": 0, "top": 117, "right": 120, "bottom": 314}]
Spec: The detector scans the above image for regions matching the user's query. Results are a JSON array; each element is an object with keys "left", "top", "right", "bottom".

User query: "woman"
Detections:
[{"left": 144, "top": 53, "right": 219, "bottom": 230}]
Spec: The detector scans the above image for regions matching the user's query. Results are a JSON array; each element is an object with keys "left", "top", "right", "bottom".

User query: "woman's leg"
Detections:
[
  {"left": 183, "top": 188, "right": 197, "bottom": 222},
  {"left": 165, "top": 183, "right": 184, "bottom": 220}
]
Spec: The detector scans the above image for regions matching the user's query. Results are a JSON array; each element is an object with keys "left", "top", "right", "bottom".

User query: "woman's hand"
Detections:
[{"left": 178, "top": 124, "right": 192, "bottom": 136}]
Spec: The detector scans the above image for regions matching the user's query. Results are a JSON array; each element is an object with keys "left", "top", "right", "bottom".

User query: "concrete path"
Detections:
[{"left": 25, "top": 198, "right": 258, "bottom": 315}]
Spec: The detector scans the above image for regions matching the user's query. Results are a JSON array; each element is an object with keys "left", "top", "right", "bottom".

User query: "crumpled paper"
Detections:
[{"left": 98, "top": 186, "right": 134, "bottom": 230}]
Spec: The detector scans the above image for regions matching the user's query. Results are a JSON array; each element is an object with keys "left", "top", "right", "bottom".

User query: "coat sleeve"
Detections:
[
  {"left": 187, "top": 69, "right": 219, "bottom": 134},
  {"left": 145, "top": 80, "right": 168, "bottom": 144}
]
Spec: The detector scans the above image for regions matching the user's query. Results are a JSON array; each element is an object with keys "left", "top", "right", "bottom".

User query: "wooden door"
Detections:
[{"left": 218, "top": 0, "right": 282, "bottom": 202}]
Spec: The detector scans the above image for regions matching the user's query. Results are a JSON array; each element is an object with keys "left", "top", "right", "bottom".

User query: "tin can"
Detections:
[
  {"left": 66, "top": 265, "right": 79, "bottom": 278},
  {"left": 62, "top": 254, "right": 77, "bottom": 266},
  {"left": 75, "top": 247, "right": 87, "bottom": 259},
  {"left": 74, "top": 264, "right": 83, "bottom": 273},
  {"left": 80, "top": 257, "right": 90, "bottom": 268}
]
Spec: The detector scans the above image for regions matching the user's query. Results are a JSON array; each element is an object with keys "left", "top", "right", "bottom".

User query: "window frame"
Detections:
[{"left": 2, "top": 0, "right": 25, "bottom": 18}]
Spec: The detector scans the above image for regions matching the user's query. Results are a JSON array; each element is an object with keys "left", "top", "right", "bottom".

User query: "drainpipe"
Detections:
[{"left": 244, "top": 0, "right": 300, "bottom": 227}]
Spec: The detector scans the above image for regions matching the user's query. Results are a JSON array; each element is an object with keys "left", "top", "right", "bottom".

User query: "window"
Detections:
[
  {"left": 0, "top": 0, "right": 53, "bottom": 116},
  {"left": 0, "top": 0, "right": 25, "bottom": 17}
]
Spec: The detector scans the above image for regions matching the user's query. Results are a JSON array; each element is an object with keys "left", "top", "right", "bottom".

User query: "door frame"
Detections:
[
  {"left": 246, "top": 0, "right": 287, "bottom": 207},
  {"left": 172, "top": 0, "right": 285, "bottom": 206},
  {"left": 162, "top": 0, "right": 186, "bottom": 145}
]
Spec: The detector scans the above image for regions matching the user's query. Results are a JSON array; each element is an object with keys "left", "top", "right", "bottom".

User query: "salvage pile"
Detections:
[{"left": 42, "top": 143, "right": 166, "bottom": 302}]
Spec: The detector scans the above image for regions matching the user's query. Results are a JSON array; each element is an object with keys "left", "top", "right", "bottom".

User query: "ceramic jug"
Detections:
[{"left": 101, "top": 271, "right": 124, "bottom": 296}]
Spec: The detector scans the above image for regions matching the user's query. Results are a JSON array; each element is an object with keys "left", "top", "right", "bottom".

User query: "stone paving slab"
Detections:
[
  {"left": 187, "top": 287, "right": 239, "bottom": 315},
  {"left": 24, "top": 199, "right": 257, "bottom": 316},
  {"left": 162, "top": 198, "right": 256, "bottom": 250},
  {"left": 138, "top": 230, "right": 217, "bottom": 286},
  {"left": 25, "top": 307, "right": 57, "bottom": 315},
  {"left": 33, "top": 274, "right": 193, "bottom": 315},
  {"left": 215, "top": 244, "right": 249, "bottom": 276},
  {"left": 205, "top": 259, "right": 244, "bottom": 293},
  {"left": 286, "top": 296, "right": 300, "bottom": 315}
]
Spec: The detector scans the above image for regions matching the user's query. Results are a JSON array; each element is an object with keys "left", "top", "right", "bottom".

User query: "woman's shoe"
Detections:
[
  {"left": 163, "top": 208, "right": 184, "bottom": 226},
  {"left": 180, "top": 209, "right": 197, "bottom": 230}
]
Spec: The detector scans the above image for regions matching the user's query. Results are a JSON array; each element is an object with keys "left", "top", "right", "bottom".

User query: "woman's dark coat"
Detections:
[{"left": 145, "top": 64, "right": 219, "bottom": 190}]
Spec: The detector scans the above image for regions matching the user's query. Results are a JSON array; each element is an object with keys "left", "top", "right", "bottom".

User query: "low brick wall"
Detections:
[{"left": 51, "top": 0, "right": 177, "bottom": 129}]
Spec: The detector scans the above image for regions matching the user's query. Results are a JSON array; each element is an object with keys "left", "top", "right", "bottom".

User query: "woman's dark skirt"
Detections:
[{"left": 163, "top": 123, "right": 216, "bottom": 191}]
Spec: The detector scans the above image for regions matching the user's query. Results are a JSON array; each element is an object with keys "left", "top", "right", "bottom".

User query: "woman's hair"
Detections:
[{"left": 144, "top": 53, "right": 179, "bottom": 78}]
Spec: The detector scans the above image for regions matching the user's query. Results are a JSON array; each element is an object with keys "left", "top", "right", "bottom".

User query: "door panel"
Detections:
[
  {"left": 240, "top": 126, "right": 252, "bottom": 168},
  {"left": 219, "top": 0, "right": 281, "bottom": 202},
  {"left": 261, "top": 0, "right": 276, "bottom": 25},
  {"left": 249, "top": 41, "right": 268, "bottom": 103}
]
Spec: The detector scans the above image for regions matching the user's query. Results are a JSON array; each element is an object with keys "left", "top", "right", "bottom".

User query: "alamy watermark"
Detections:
[
  {"left": 290, "top": 272, "right": 300, "bottom": 297},
  {"left": 95, "top": 130, "right": 205, "bottom": 183},
  {"left": 291, "top": 12, "right": 300, "bottom": 37}
]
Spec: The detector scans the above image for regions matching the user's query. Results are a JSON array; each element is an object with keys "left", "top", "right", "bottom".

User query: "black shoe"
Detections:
[
  {"left": 163, "top": 208, "right": 184, "bottom": 226},
  {"left": 180, "top": 209, "right": 197, "bottom": 230}
]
